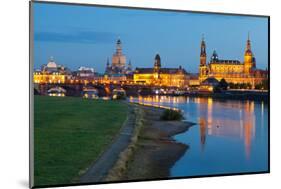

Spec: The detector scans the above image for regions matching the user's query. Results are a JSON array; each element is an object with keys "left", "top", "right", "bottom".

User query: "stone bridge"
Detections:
[{"left": 34, "top": 83, "right": 183, "bottom": 97}]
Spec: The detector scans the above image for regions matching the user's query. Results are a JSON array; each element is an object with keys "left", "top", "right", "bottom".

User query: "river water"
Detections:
[{"left": 129, "top": 95, "right": 268, "bottom": 177}]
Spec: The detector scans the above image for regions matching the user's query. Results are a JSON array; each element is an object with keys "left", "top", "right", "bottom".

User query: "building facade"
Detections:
[
  {"left": 198, "top": 35, "right": 267, "bottom": 87},
  {"left": 133, "top": 54, "right": 189, "bottom": 88},
  {"left": 33, "top": 57, "right": 71, "bottom": 84}
]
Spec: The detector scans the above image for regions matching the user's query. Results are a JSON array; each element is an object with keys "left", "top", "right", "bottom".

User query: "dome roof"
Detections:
[{"left": 46, "top": 59, "right": 57, "bottom": 68}]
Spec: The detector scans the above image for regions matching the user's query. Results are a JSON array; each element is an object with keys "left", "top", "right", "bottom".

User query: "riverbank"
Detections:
[
  {"left": 106, "top": 104, "right": 195, "bottom": 181},
  {"left": 33, "top": 96, "right": 128, "bottom": 187}
]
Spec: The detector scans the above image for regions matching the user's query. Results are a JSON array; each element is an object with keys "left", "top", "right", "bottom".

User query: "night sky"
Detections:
[{"left": 33, "top": 2, "right": 268, "bottom": 73}]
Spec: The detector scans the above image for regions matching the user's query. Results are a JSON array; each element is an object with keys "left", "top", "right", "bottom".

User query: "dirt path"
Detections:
[
  {"left": 79, "top": 104, "right": 137, "bottom": 184},
  {"left": 79, "top": 104, "right": 195, "bottom": 183}
]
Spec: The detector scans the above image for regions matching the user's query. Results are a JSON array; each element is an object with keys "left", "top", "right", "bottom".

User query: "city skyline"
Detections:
[{"left": 33, "top": 2, "right": 269, "bottom": 73}]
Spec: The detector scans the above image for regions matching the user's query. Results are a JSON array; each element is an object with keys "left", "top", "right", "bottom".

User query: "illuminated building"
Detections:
[
  {"left": 105, "top": 38, "right": 133, "bottom": 75},
  {"left": 189, "top": 74, "right": 200, "bottom": 87},
  {"left": 199, "top": 34, "right": 268, "bottom": 87},
  {"left": 102, "top": 74, "right": 128, "bottom": 84},
  {"left": 133, "top": 54, "right": 189, "bottom": 88},
  {"left": 33, "top": 57, "right": 71, "bottom": 84},
  {"left": 72, "top": 66, "right": 96, "bottom": 84},
  {"left": 77, "top": 67, "right": 95, "bottom": 78}
]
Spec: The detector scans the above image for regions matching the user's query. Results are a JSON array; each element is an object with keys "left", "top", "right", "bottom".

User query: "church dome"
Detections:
[{"left": 46, "top": 57, "right": 57, "bottom": 68}]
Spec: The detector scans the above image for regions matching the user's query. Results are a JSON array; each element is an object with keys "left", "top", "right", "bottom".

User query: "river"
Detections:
[{"left": 129, "top": 95, "right": 268, "bottom": 177}]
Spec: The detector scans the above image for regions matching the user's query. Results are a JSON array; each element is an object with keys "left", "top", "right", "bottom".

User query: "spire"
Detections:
[
  {"left": 154, "top": 54, "right": 161, "bottom": 70},
  {"left": 245, "top": 32, "right": 252, "bottom": 56},
  {"left": 200, "top": 35, "right": 206, "bottom": 56},
  {"left": 247, "top": 32, "right": 251, "bottom": 49},
  {"left": 50, "top": 56, "right": 54, "bottom": 62},
  {"left": 127, "top": 59, "right": 132, "bottom": 71}
]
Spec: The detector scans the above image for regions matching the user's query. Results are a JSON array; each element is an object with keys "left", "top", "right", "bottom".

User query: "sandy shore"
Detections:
[{"left": 118, "top": 105, "right": 194, "bottom": 181}]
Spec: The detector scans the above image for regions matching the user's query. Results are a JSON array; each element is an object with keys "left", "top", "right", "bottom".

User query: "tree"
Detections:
[
  {"left": 255, "top": 79, "right": 268, "bottom": 90},
  {"left": 262, "top": 79, "right": 269, "bottom": 90},
  {"left": 218, "top": 78, "right": 228, "bottom": 90}
]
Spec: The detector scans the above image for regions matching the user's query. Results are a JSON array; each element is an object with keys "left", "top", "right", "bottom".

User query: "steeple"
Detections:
[
  {"left": 200, "top": 34, "right": 206, "bottom": 56},
  {"left": 200, "top": 35, "right": 207, "bottom": 66},
  {"left": 245, "top": 32, "right": 252, "bottom": 56},
  {"left": 154, "top": 54, "right": 161, "bottom": 70},
  {"left": 127, "top": 59, "right": 132, "bottom": 71},
  {"left": 244, "top": 33, "right": 254, "bottom": 74}
]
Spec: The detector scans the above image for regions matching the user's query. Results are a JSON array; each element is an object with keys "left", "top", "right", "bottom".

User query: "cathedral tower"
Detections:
[
  {"left": 112, "top": 38, "right": 126, "bottom": 69},
  {"left": 154, "top": 54, "right": 161, "bottom": 71},
  {"left": 199, "top": 35, "right": 208, "bottom": 82},
  {"left": 200, "top": 35, "right": 207, "bottom": 66},
  {"left": 244, "top": 33, "right": 254, "bottom": 74}
]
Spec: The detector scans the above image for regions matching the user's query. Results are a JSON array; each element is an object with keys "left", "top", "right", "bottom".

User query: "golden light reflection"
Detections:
[
  {"left": 130, "top": 96, "right": 258, "bottom": 160},
  {"left": 199, "top": 117, "right": 207, "bottom": 151},
  {"left": 194, "top": 97, "right": 256, "bottom": 159}
]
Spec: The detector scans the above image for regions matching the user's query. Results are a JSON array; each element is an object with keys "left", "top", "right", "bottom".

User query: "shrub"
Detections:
[{"left": 160, "top": 109, "right": 184, "bottom": 121}]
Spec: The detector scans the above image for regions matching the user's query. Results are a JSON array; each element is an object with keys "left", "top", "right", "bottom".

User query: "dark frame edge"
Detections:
[
  {"left": 29, "top": 1, "right": 35, "bottom": 188},
  {"left": 267, "top": 16, "right": 270, "bottom": 174},
  {"left": 32, "top": 171, "right": 270, "bottom": 189}
]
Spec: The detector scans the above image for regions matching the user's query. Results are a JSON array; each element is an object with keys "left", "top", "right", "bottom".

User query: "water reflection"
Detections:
[
  {"left": 196, "top": 99, "right": 256, "bottom": 159},
  {"left": 129, "top": 95, "right": 268, "bottom": 176},
  {"left": 199, "top": 117, "right": 207, "bottom": 151}
]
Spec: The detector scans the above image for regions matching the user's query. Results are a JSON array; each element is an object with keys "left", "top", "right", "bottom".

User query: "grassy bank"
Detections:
[{"left": 34, "top": 96, "right": 128, "bottom": 186}]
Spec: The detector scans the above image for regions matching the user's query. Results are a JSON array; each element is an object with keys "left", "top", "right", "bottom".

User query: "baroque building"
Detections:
[
  {"left": 199, "top": 35, "right": 267, "bottom": 87},
  {"left": 33, "top": 57, "right": 71, "bottom": 84},
  {"left": 133, "top": 54, "right": 189, "bottom": 88},
  {"left": 105, "top": 38, "right": 132, "bottom": 75}
]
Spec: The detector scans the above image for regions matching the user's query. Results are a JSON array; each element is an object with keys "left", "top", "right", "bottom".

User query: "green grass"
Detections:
[{"left": 34, "top": 96, "right": 128, "bottom": 186}]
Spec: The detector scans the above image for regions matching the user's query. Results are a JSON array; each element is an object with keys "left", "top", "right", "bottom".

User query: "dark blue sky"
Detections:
[{"left": 33, "top": 2, "right": 268, "bottom": 73}]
